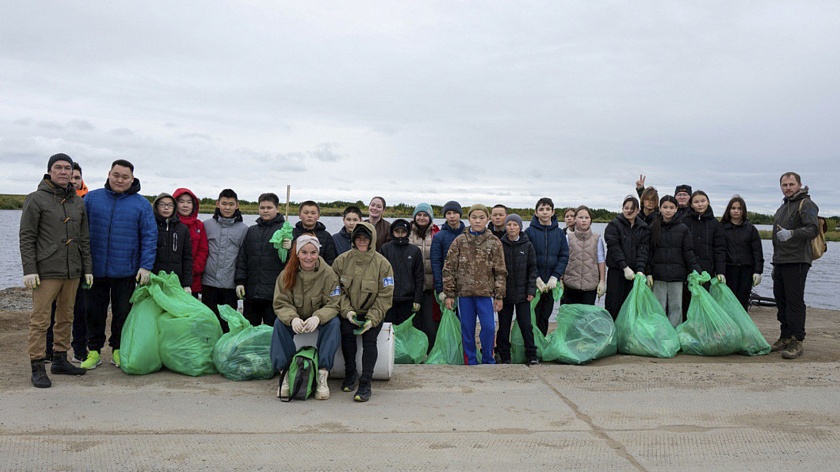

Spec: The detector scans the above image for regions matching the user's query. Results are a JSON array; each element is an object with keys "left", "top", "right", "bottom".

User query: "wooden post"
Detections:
[{"left": 285, "top": 185, "right": 291, "bottom": 219}]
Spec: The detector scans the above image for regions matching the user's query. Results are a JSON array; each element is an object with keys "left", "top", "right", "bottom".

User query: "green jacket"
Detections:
[
  {"left": 19, "top": 177, "right": 92, "bottom": 279},
  {"left": 331, "top": 222, "right": 394, "bottom": 326},
  {"left": 442, "top": 229, "right": 507, "bottom": 299},
  {"left": 273, "top": 256, "right": 341, "bottom": 326},
  {"left": 772, "top": 186, "right": 820, "bottom": 265}
]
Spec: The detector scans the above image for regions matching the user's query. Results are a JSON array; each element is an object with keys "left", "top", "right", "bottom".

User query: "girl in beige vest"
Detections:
[{"left": 564, "top": 206, "right": 606, "bottom": 305}]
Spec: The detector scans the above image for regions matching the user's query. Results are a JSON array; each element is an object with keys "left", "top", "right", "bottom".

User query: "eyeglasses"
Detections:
[{"left": 158, "top": 203, "right": 175, "bottom": 209}]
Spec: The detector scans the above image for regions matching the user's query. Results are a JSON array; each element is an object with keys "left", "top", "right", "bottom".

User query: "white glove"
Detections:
[
  {"left": 596, "top": 280, "right": 606, "bottom": 299},
  {"left": 136, "top": 268, "right": 151, "bottom": 285},
  {"left": 23, "top": 274, "right": 40, "bottom": 290},
  {"left": 235, "top": 285, "right": 246, "bottom": 299},
  {"left": 281, "top": 238, "right": 292, "bottom": 250},
  {"left": 184, "top": 286, "right": 192, "bottom": 294},
  {"left": 535, "top": 277, "right": 547, "bottom": 293},
  {"left": 291, "top": 318, "right": 306, "bottom": 334},
  {"left": 753, "top": 273, "right": 762, "bottom": 287},
  {"left": 717, "top": 274, "right": 726, "bottom": 284},
  {"left": 412, "top": 303, "right": 421, "bottom": 313},
  {"left": 437, "top": 292, "right": 447, "bottom": 306},
  {"left": 646, "top": 275, "right": 654, "bottom": 288},
  {"left": 776, "top": 227, "right": 793, "bottom": 242},
  {"left": 84, "top": 274, "right": 94, "bottom": 288},
  {"left": 347, "top": 311, "right": 359, "bottom": 325},
  {"left": 623, "top": 267, "right": 635, "bottom": 280},
  {"left": 303, "top": 316, "right": 320, "bottom": 333},
  {"left": 547, "top": 276, "right": 558, "bottom": 290}
]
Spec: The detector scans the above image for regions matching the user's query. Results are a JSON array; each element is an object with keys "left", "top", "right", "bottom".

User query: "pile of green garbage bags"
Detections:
[
  {"left": 393, "top": 314, "right": 429, "bottom": 364},
  {"left": 543, "top": 304, "right": 617, "bottom": 364},
  {"left": 212, "top": 306, "right": 275, "bottom": 381},
  {"left": 615, "top": 273, "right": 681, "bottom": 358}
]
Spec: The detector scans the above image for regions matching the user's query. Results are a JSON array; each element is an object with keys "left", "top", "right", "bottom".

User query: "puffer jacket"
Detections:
[
  {"left": 604, "top": 214, "right": 650, "bottom": 273},
  {"left": 430, "top": 221, "right": 465, "bottom": 294},
  {"left": 723, "top": 220, "right": 764, "bottom": 273},
  {"left": 202, "top": 209, "right": 248, "bottom": 289},
  {"left": 85, "top": 179, "right": 156, "bottom": 278},
  {"left": 409, "top": 223, "right": 440, "bottom": 291},
  {"left": 640, "top": 209, "right": 660, "bottom": 226},
  {"left": 500, "top": 233, "right": 537, "bottom": 304},
  {"left": 333, "top": 227, "right": 352, "bottom": 256},
  {"left": 172, "top": 188, "right": 208, "bottom": 292},
  {"left": 152, "top": 194, "right": 193, "bottom": 287},
  {"left": 293, "top": 221, "right": 337, "bottom": 265},
  {"left": 234, "top": 214, "right": 286, "bottom": 300},
  {"left": 647, "top": 217, "right": 700, "bottom": 282},
  {"left": 381, "top": 235, "right": 424, "bottom": 304},
  {"left": 524, "top": 215, "right": 570, "bottom": 281},
  {"left": 332, "top": 222, "right": 394, "bottom": 326},
  {"left": 273, "top": 256, "right": 341, "bottom": 326},
  {"left": 684, "top": 207, "right": 726, "bottom": 276},
  {"left": 19, "top": 176, "right": 92, "bottom": 279},
  {"left": 772, "top": 187, "right": 820, "bottom": 265},
  {"left": 442, "top": 229, "right": 507, "bottom": 299}
]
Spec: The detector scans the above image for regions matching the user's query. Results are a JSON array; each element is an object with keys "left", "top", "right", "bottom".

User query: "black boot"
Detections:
[
  {"left": 31, "top": 359, "right": 51, "bottom": 388},
  {"left": 354, "top": 375, "right": 372, "bottom": 402},
  {"left": 341, "top": 371, "right": 358, "bottom": 393},
  {"left": 51, "top": 351, "right": 87, "bottom": 376}
]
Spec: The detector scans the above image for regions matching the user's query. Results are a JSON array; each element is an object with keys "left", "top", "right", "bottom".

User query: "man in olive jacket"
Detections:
[
  {"left": 19, "top": 154, "right": 92, "bottom": 388},
  {"left": 771, "top": 172, "right": 820, "bottom": 360}
]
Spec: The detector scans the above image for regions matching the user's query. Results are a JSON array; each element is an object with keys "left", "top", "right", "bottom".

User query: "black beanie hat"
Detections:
[
  {"left": 674, "top": 184, "right": 692, "bottom": 196},
  {"left": 442, "top": 201, "right": 462, "bottom": 217},
  {"left": 47, "top": 153, "right": 74, "bottom": 171}
]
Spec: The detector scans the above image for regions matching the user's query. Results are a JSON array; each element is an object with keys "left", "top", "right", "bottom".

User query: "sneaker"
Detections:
[
  {"left": 781, "top": 339, "right": 803, "bottom": 359},
  {"left": 278, "top": 375, "right": 290, "bottom": 399},
  {"left": 341, "top": 371, "right": 358, "bottom": 393},
  {"left": 771, "top": 337, "right": 792, "bottom": 352},
  {"left": 528, "top": 358, "right": 540, "bottom": 366},
  {"left": 30, "top": 359, "right": 51, "bottom": 388},
  {"left": 50, "top": 351, "right": 87, "bottom": 376},
  {"left": 354, "top": 380, "right": 372, "bottom": 402},
  {"left": 110, "top": 349, "right": 120, "bottom": 367},
  {"left": 80, "top": 351, "right": 102, "bottom": 370},
  {"left": 315, "top": 369, "right": 330, "bottom": 400},
  {"left": 71, "top": 352, "right": 87, "bottom": 364}
]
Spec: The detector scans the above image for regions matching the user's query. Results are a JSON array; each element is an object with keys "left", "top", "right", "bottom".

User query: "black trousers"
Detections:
[
  {"left": 243, "top": 298, "right": 275, "bottom": 327},
  {"left": 47, "top": 281, "right": 87, "bottom": 357},
  {"left": 340, "top": 316, "right": 383, "bottom": 381},
  {"left": 564, "top": 288, "right": 597, "bottom": 305},
  {"left": 534, "top": 289, "right": 556, "bottom": 336},
  {"left": 85, "top": 276, "right": 135, "bottom": 352},
  {"left": 416, "top": 290, "right": 438, "bottom": 352},
  {"left": 202, "top": 285, "right": 239, "bottom": 332},
  {"left": 605, "top": 268, "right": 633, "bottom": 320},
  {"left": 725, "top": 264, "right": 754, "bottom": 310},
  {"left": 496, "top": 301, "right": 536, "bottom": 362},
  {"left": 773, "top": 263, "right": 810, "bottom": 341},
  {"left": 385, "top": 300, "right": 414, "bottom": 325}
]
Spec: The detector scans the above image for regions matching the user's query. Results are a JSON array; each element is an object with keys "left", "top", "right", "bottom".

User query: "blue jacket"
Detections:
[
  {"left": 430, "top": 221, "right": 465, "bottom": 294},
  {"left": 85, "top": 179, "right": 157, "bottom": 278},
  {"left": 524, "top": 215, "right": 569, "bottom": 281},
  {"left": 332, "top": 227, "right": 352, "bottom": 256}
]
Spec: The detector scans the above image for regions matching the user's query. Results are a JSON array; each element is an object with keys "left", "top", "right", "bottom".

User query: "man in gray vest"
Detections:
[
  {"left": 19, "top": 153, "right": 92, "bottom": 388},
  {"left": 771, "top": 171, "right": 820, "bottom": 359}
]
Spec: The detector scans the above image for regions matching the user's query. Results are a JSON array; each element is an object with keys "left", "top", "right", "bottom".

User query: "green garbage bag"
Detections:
[
  {"left": 677, "top": 271, "right": 741, "bottom": 356},
  {"left": 709, "top": 278, "right": 771, "bottom": 356},
  {"left": 150, "top": 272, "right": 223, "bottom": 376},
  {"left": 270, "top": 221, "right": 295, "bottom": 263},
  {"left": 212, "top": 305, "right": 274, "bottom": 381},
  {"left": 120, "top": 284, "right": 163, "bottom": 375},
  {"left": 616, "top": 273, "right": 680, "bottom": 358},
  {"left": 394, "top": 314, "right": 429, "bottom": 364},
  {"left": 510, "top": 287, "right": 557, "bottom": 363},
  {"left": 424, "top": 304, "right": 465, "bottom": 365},
  {"left": 543, "top": 304, "right": 617, "bottom": 364}
]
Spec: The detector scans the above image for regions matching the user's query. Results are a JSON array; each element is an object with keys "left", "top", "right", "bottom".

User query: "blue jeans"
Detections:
[
  {"left": 457, "top": 296, "right": 496, "bottom": 365},
  {"left": 270, "top": 316, "right": 341, "bottom": 371}
]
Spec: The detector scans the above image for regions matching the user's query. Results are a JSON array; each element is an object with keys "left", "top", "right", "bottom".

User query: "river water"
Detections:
[{"left": 3, "top": 210, "right": 837, "bottom": 310}]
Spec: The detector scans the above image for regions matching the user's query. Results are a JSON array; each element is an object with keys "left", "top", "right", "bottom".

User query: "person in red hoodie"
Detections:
[{"left": 173, "top": 188, "right": 209, "bottom": 297}]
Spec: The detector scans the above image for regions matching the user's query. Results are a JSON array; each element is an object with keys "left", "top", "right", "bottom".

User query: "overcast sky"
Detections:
[{"left": 1, "top": 1, "right": 838, "bottom": 215}]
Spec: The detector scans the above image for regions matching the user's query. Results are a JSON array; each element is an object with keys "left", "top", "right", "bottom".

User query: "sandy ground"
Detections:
[{"left": 1, "top": 286, "right": 839, "bottom": 471}]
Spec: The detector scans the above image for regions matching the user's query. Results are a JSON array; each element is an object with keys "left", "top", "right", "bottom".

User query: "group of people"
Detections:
[{"left": 21, "top": 154, "right": 821, "bottom": 402}]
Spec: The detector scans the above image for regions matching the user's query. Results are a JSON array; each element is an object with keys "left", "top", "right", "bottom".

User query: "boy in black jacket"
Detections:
[
  {"left": 496, "top": 214, "right": 538, "bottom": 364},
  {"left": 293, "top": 200, "right": 338, "bottom": 265},
  {"left": 152, "top": 193, "right": 193, "bottom": 290},
  {"left": 381, "top": 219, "right": 424, "bottom": 325}
]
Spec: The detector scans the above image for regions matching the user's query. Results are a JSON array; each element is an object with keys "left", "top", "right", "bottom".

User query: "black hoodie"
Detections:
[{"left": 381, "top": 228, "right": 424, "bottom": 304}]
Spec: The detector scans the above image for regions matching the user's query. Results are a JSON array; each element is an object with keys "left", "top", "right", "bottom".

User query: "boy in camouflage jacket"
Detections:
[{"left": 443, "top": 204, "right": 507, "bottom": 365}]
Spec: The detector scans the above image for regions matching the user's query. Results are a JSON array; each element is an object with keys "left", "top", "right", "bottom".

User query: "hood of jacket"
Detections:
[
  {"left": 784, "top": 186, "right": 810, "bottom": 204},
  {"left": 529, "top": 214, "right": 559, "bottom": 231},
  {"left": 295, "top": 220, "right": 327, "bottom": 233},
  {"left": 38, "top": 175, "right": 75, "bottom": 198},
  {"left": 616, "top": 213, "right": 648, "bottom": 229},
  {"left": 104, "top": 177, "right": 141, "bottom": 196},
  {"left": 337, "top": 226, "right": 351, "bottom": 240},
  {"left": 256, "top": 213, "right": 285, "bottom": 227},
  {"left": 501, "top": 231, "right": 532, "bottom": 247},
  {"left": 351, "top": 221, "right": 377, "bottom": 254},
  {"left": 76, "top": 179, "right": 88, "bottom": 197},
  {"left": 213, "top": 207, "right": 244, "bottom": 223},
  {"left": 687, "top": 206, "right": 716, "bottom": 221},
  {"left": 172, "top": 188, "right": 200, "bottom": 224},
  {"left": 153, "top": 193, "right": 181, "bottom": 225}
]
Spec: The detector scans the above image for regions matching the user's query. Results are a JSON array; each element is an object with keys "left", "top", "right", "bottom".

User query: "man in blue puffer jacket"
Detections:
[
  {"left": 80, "top": 159, "right": 156, "bottom": 370},
  {"left": 524, "top": 198, "right": 569, "bottom": 336},
  {"left": 430, "top": 201, "right": 465, "bottom": 307}
]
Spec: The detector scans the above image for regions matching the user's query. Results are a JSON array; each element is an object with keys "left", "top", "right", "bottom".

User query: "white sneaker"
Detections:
[
  {"left": 278, "top": 375, "right": 290, "bottom": 399},
  {"left": 315, "top": 369, "right": 330, "bottom": 400}
]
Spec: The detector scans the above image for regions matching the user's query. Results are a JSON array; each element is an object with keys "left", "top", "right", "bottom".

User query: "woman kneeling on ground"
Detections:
[
  {"left": 332, "top": 222, "right": 394, "bottom": 402},
  {"left": 271, "top": 235, "right": 341, "bottom": 400}
]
